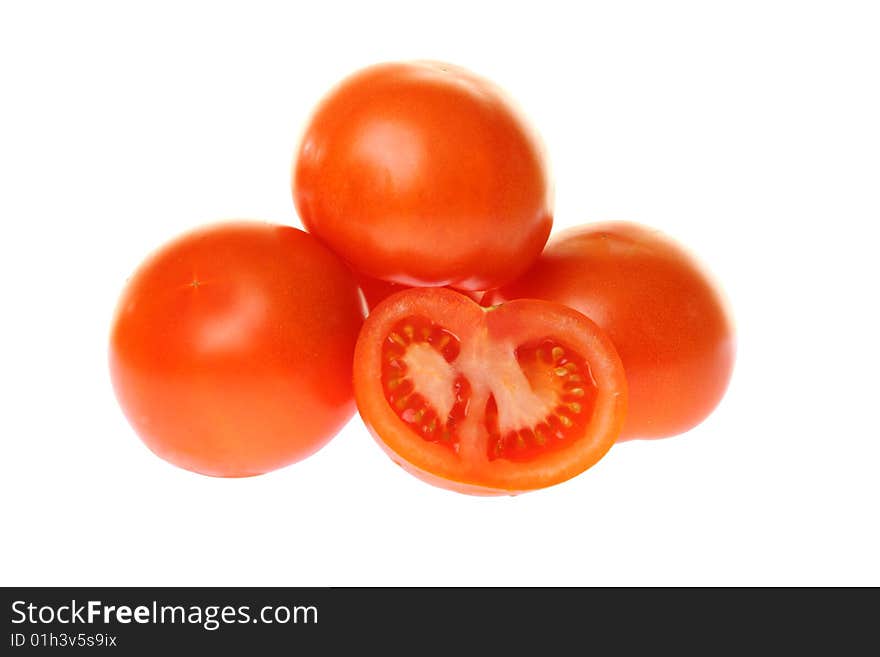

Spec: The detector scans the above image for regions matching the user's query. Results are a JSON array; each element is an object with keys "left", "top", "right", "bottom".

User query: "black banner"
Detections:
[{"left": 1, "top": 587, "right": 872, "bottom": 652}]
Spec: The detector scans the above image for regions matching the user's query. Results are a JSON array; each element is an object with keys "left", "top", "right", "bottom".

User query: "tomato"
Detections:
[
  {"left": 484, "top": 222, "right": 735, "bottom": 440},
  {"left": 109, "top": 222, "right": 365, "bottom": 477},
  {"left": 353, "top": 288, "right": 627, "bottom": 494},
  {"left": 293, "top": 60, "right": 553, "bottom": 291}
]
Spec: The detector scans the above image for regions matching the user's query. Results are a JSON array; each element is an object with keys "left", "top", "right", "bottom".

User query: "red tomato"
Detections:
[
  {"left": 109, "top": 222, "right": 365, "bottom": 477},
  {"left": 354, "top": 288, "right": 627, "bottom": 494},
  {"left": 293, "top": 61, "right": 553, "bottom": 291},
  {"left": 484, "top": 222, "right": 735, "bottom": 440}
]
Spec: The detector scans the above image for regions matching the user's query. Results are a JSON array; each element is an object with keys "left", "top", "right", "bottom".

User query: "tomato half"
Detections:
[
  {"left": 354, "top": 288, "right": 627, "bottom": 494},
  {"left": 109, "top": 222, "right": 365, "bottom": 477},
  {"left": 293, "top": 60, "right": 553, "bottom": 291},
  {"left": 484, "top": 222, "right": 735, "bottom": 441}
]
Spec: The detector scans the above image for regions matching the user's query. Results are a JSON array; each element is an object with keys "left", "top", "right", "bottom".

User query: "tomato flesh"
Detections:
[
  {"left": 381, "top": 318, "right": 599, "bottom": 463},
  {"left": 492, "top": 340, "right": 598, "bottom": 462},
  {"left": 382, "top": 316, "right": 467, "bottom": 450},
  {"left": 355, "top": 288, "right": 627, "bottom": 494}
]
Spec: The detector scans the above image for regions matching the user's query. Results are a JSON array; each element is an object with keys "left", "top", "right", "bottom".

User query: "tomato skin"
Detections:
[
  {"left": 109, "top": 222, "right": 364, "bottom": 477},
  {"left": 354, "top": 288, "right": 627, "bottom": 495},
  {"left": 356, "top": 274, "right": 411, "bottom": 313},
  {"left": 293, "top": 61, "right": 553, "bottom": 291},
  {"left": 356, "top": 273, "right": 481, "bottom": 313},
  {"left": 484, "top": 222, "right": 735, "bottom": 440}
]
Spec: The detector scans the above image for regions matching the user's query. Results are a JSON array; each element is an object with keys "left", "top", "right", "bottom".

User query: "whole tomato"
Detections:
[
  {"left": 484, "top": 222, "right": 735, "bottom": 440},
  {"left": 109, "top": 221, "right": 364, "bottom": 477},
  {"left": 293, "top": 61, "right": 553, "bottom": 291}
]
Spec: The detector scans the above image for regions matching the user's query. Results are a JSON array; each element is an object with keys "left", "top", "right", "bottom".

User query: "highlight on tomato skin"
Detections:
[
  {"left": 356, "top": 273, "right": 482, "bottom": 314},
  {"left": 353, "top": 287, "right": 628, "bottom": 495},
  {"left": 109, "top": 221, "right": 365, "bottom": 478},
  {"left": 483, "top": 221, "right": 735, "bottom": 441}
]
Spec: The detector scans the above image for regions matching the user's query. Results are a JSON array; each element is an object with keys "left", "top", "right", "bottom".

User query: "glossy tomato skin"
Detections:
[
  {"left": 109, "top": 222, "right": 364, "bottom": 477},
  {"left": 484, "top": 222, "right": 735, "bottom": 441},
  {"left": 354, "top": 288, "right": 627, "bottom": 495},
  {"left": 294, "top": 61, "right": 553, "bottom": 291}
]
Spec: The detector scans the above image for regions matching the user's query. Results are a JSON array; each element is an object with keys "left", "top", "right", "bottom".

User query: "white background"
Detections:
[{"left": 2, "top": 0, "right": 878, "bottom": 586}]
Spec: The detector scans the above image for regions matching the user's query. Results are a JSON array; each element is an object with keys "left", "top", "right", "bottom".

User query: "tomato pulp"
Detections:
[
  {"left": 354, "top": 288, "right": 627, "bottom": 494},
  {"left": 484, "top": 222, "right": 735, "bottom": 440},
  {"left": 109, "top": 222, "right": 365, "bottom": 477},
  {"left": 294, "top": 60, "right": 553, "bottom": 291}
]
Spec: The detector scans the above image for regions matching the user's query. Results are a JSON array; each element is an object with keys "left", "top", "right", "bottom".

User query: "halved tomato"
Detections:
[{"left": 353, "top": 288, "right": 627, "bottom": 495}]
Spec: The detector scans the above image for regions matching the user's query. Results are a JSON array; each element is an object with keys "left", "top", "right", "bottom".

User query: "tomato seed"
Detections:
[{"left": 534, "top": 425, "right": 549, "bottom": 445}]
